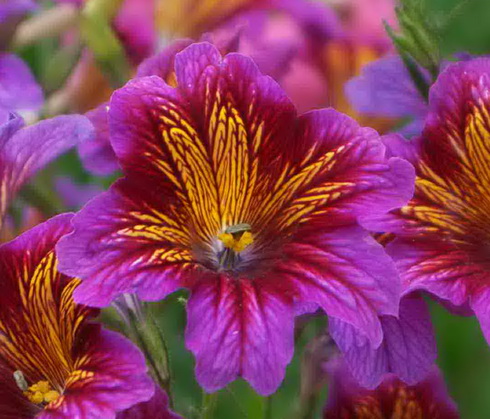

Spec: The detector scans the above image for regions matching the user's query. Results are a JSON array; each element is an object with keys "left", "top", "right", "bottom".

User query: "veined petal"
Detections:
[
  {"left": 57, "top": 180, "right": 196, "bottom": 307},
  {"left": 186, "top": 274, "right": 294, "bottom": 395},
  {"left": 0, "top": 215, "right": 153, "bottom": 417},
  {"left": 40, "top": 328, "right": 153, "bottom": 419},
  {"left": 277, "top": 225, "right": 400, "bottom": 346},
  {"left": 330, "top": 294, "right": 437, "bottom": 389}
]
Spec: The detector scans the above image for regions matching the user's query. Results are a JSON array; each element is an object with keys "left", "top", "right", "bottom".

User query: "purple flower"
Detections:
[
  {"left": 363, "top": 57, "right": 490, "bottom": 346},
  {"left": 323, "top": 359, "right": 459, "bottom": 418},
  {"left": 345, "top": 55, "right": 429, "bottom": 137},
  {"left": 0, "top": 111, "right": 93, "bottom": 227},
  {"left": 0, "top": 53, "right": 43, "bottom": 114},
  {"left": 0, "top": 214, "right": 154, "bottom": 418},
  {"left": 57, "top": 42, "right": 415, "bottom": 395}
]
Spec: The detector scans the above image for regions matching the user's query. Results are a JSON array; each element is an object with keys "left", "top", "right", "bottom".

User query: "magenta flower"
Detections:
[
  {"left": 363, "top": 57, "right": 490, "bottom": 346},
  {"left": 57, "top": 42, "right": 415, "bottom": 395},
  {"left": 0, "top": 214, "right": 154, "bottom": 418},
  {"left": 324, "top": 360, "right": 459, "bottom": 418}
]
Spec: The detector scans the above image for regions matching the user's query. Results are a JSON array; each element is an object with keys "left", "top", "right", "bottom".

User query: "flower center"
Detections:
[
  {"left": 14, "top": 371, "right": 61, "bottom": 406},
  {"left": 217, "top": 223, "right": 254, "bottom": 271}
]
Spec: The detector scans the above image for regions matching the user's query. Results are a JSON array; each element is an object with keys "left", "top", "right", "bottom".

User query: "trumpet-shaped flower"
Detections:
[
  {"left": 57, "top": 42, "right": 415, "bottom": 395},
  {"left": 0, "top": 214, "right": 154, "bottom": 418},
  {"left": 324, "top": 361, "right": 459, "bottom": 418},
  {"left": 363, "top": 57, "right": 490, "bottom": 346}
]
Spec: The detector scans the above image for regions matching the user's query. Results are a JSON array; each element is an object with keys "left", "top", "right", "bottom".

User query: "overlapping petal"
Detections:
[
  {"left": 330, "top": 294, "right": 437, "bottom": 389},
  {"left": 0, "top": 214, "right": 153, "bottom": 418},
  {"left": 57, "top": 43, "right": 414, "bottom": 393},
  {"left": 363, "top": 58, "right": 490, "bottom": 345}
]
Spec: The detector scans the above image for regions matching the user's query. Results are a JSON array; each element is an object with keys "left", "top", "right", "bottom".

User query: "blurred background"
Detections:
[{"left": 3, "top": 0, "right": 490, "bottom": 417}]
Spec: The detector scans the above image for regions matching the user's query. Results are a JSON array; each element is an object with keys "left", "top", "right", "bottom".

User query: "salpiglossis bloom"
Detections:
[
  {"left": 324, "top": 361, "right": 459, "bottom": 419},
  {"left": 57, "top": 42, "right": 415, "bottom": 395},
  {"left": 364, "top": 57, "right": 490, "bottom": 346},
  {"left": 0, "top": 214, "right": 154, "bottom": 418}
]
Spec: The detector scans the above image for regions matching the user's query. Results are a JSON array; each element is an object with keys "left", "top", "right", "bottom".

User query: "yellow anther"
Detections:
[
  {"left": 44, "top": 390, "right": 61, "bottom": 404},
  {"left": 218, "top": 231, "right": 254, "bottom": 253},
  {"left": 25, "top": 380, "right": 61, "bottom": 405},
  {"left": 28, "top": 391, "right": 44, "bottom": 404}
]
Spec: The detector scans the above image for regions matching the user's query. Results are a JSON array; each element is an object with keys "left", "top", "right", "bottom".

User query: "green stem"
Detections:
[
  {"left": 201, "top": 391, "right": 218, "bottom": 419},
  {"left": 124, "top": 300, "right": 173, "bottom": 407}
]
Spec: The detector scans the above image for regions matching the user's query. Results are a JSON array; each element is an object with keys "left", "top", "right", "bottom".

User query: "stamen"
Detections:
[
  {"left": 218, "top": 223, "right": 254, "bottom": 253},
  {"left": 14, "top": 372, "right": 61, "bottom": 406},
  {"left": 217, "top": 224, "right": 254, "bottom": 271}
]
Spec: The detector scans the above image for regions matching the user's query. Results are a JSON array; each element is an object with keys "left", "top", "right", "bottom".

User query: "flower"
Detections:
[
  {"left": 363, "top": 57, "right": 490, "bottom": 346},
  {"left": 323, "top": 360, "right": 459, "bottom": 418},
  {"left": 57, "top": 42, "right": 415, "bottom": 395},
  {"left": 0, "top": 110, "right": 93, "bottom": 229},
  {"left": 0, "top": 214, "right": 154, "bottom": 418}
]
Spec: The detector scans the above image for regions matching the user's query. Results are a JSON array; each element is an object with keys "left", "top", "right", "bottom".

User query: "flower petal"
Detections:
[
  {"left": 79, "top": 103, "right": 119, "bottom": 176},
  {"left": 277, "top": 224, "right": 400, "bottom": 347},
  {"left": 57, "top": 180, "right": 195, "bottom": 307},
  {"left": 185, "top": 274, "right": 294, "bottom": 395},
  {"left": 117, "top": 385, "right": 181, "bottom": 419},
  {"left": 330, "top": 294, "right": 437, "bottom": 389},
  {"left": 0, "top": 114, "right": 94, "bottom": 224},
  {"left": 324, "top": 361, "right": 459, "bottom": 419},
  {"left": 345, "top": 55, "right": 427, "bottom": 120},
  {"left": 41, "top": 327, "right": 154, "bottom": 419},
  {"left": 0, "top": 53, "right": 43, "bottom": 113}
]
